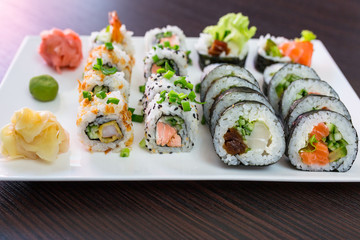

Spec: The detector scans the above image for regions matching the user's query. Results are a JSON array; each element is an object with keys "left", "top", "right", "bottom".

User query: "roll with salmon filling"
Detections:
[
  {"left": 143, "top": 45, "right": 188, "bottom": 80},
  {"left": 144, "top": 92, "right": 199, "bottom": 154},
  {"left": 287, "top": 110, "right": 358, "bottom": 172},
  {"left": 76, "top": 91, "right": 133, "bottom": 152},
  {"left": 213, "top": 101, "right": 285, "bottom": 166},
  {"left": 144, "top": 25, "right": 187, "bottom": 52}
]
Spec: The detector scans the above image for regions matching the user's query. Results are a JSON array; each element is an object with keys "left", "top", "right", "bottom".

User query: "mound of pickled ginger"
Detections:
[{"left": 0, "top": 108, "right": 69, "bottom": 162}]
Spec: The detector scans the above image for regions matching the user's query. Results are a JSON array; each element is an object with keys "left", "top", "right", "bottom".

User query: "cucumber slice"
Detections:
[
  {"left": 85, "top": 124, "right": 99, "bottom": 140},
  {"left": 334, "top": 132, "right": 342, "bottom": 141}
]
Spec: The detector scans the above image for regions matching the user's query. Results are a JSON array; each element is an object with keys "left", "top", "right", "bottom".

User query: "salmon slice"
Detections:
[
  {"left": 151, "top": 64, "right": 162, "bottom": 74},
  {"left": 159, "top": 34, "right": 180, "bottom": 47},
  {"left": 156, "top": 122, "right": 181, "bottom": 147},
  {"left": 300, "top": 141, "right": 329, "bottom": 166},
  {"left": 310, "top": 122, "right": 329, "bottom": 141},
  {"left": 279, "top": 41, "right": 313, "bottom": 66}
]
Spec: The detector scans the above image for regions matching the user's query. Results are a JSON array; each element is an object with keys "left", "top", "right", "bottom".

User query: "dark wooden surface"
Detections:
[{"left": 1, "top": 0, "right": 360, "bottom": 239}]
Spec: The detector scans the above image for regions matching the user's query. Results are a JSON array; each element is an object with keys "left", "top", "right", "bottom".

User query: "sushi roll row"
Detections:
[
  {"left": 195, "top": 13, "right": 256, "bottom": 70},
  {"left": 201, "top": 64, "right": 286, "bottom": 166},
  {"left": 76, "top": 11, "right": 135, "bottom": 153},
  {"left": 255, "top": 30, "right": 316, "bottom": 72},
  {"left": 267, "top": 63, "right": 358, "bottom": 171},
  {"left": 141, "top": 26, "right": 199, "bottom": 154}
]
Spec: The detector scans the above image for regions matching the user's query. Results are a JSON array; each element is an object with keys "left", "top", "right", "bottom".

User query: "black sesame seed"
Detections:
[
  {"left": 159, "top": 85, "right": 162, "bottom": 88},
  {"left": 159, "top": 152, "right": 163, "bottom": 154},
  {"left": 167, "top": 86, "right": 171, "bottom": 88},
  {"left": 192, "top": 143, "right": 194, "bottom": 146},
  {"left": 193, "top": 113, "right": 196, "bottom": 118},
  {"left": 174, "top": 107, "right": 178, "bottom": 111},
  {"left": 149, "top": 148, "right": 152, "bottom": 151},
  {"left": 148, "top": 134, "right": 151, "bottom": 138},
  {"left": 169, "top": 152, "right": 173, "bottom": 154}
]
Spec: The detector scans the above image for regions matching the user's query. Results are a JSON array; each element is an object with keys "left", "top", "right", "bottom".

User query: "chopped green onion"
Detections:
[
  {"left": 195, "top": 83, "right": 201, "bottom": 93},
  {"left": 173, "top": 45, "right": 179, "bottom": 50},
  {"left": 107, "top": 97, "right": 120, "bottom": 105},
  {"left": 101, "top": 67, "right": 117, "bottom": 75},
  {"left": 157, "top": 68, "right": 166, "bottom": 74},
  {"left": 186, "top": 50, "right": 192, "bottom": 65},
  {"left": 163, "top": 31, "right": 172, "bottom": 38},
  {"left": 163, "top": 41, "right": 170, "bottom": 48},
  {"left": 96, "top": 91, "right": 107, "bottom": 99},
  {"left": 139, "top": 138, "right": 146, "bottom": 148},
  {"left": 105, "top": 42, "right": 114, "bottom": 50},
  {"left": 139, "top": 85, "right": 145, "bottom": 93},
  {"left": 168, "top": 90, "right": 178, "bottom": 98},
  {"left": 128, "top": 107, "right": 135, "bottom": 114},
  {"left": 169, "top": 97, "right": 177, "bottom": 103},
  {"left": 182, "top": 101, "right": 191, "bottom": 111},
  {"left": 132, "top": 114, "right": 144, "bottom": 123},
  {"left": 157, "top": 44, "right": 164, "bottom": 49},
  {"left": 201, "top": 115, "right": 206, "bottom": 125},
  {"left": 82, "top": 91, "right": 92, "bottom": 101},
  {"left": 120, "top": 148, "right": 130, "bottom": 157},
  {"left": 152, "top": 54, "right": 159, "bottom": 62},
  {"left": 188, "top": 91, "right": 196, "bottom": 101},
  {"left": 164, "top": 70, "right": 174, "bottom": 79},
  {"left": 97, "top": 58, "right": 103, "bottom": 66},
  {"left": 105, "top": 25, "right": 110, "bottom": 32},
  {"left": 164, "top": 61, "right": 174, "bottom": 72}
]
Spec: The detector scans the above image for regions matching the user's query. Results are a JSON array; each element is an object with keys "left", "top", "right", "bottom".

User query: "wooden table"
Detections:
[{"left": 1, "top": 0, "right": 360, "bottom": 239}]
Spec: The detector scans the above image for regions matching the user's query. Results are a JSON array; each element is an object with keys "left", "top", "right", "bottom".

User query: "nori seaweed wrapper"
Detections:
[{"left": 198, "top": 53, "right": 247, "bottom": 70}]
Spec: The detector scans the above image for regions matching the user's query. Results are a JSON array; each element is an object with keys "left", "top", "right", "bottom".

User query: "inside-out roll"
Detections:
[{"left": 76, "top": 91, "right": 133, "bottom": 152}]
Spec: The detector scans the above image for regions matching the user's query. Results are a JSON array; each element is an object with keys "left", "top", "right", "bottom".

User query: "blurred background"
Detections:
[{"left": 0, "top": 0, "right": 359, "bottom": 94}]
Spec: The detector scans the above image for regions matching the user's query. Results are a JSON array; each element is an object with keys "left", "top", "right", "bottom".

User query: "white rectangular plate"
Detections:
[{"left": 0, "top": 37, "right": 359, "bottom": 181}]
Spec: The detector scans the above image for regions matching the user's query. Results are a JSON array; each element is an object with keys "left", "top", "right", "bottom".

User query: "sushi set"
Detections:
[{"left": 0, "top": 12, "right": 359, "bottom": 181}]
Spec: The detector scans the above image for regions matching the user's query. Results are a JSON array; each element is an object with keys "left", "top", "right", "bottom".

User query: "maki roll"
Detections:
[
  {"left": 213, "top": 101, "right": 285, "bottom": 166},
  {"left": 209, "top": 87, "right": 274, "bottom": 136},
  {"left": 200, "top": 64, "right": 260, "bottom": 101},
  {"left": 143, "top": 45, "right": 188, "bottom": 79},
  {"left": 195, "top": 13, "right": 256, "bottom": 69},
  {"left": 262, "top": 63, "right": 285, "bottom": 94},
  {"left": 79, "top": 71, "right": 129, "bottom": 101},
  {"left": 287, "top": 110, "right": 358, "bottom": 172},
  {"left": 90, "top": 11, "right": 134, "bottom": 57},
  {"left": 144, "top": 25, "right": 187, "bottom": 52},
  {"left": 267, "top": 63, "right": 320, "bottom": 112},
  {"left": 85, "top": 45, "right": 134, "bottom": 82},
  {"left": 202, "top": 76, "right": 260, "bottom": 122},
  {"left": 142, "top": 73, "right": 192, "bottom": 110},
  {"left": 285, "top": 95, "right": 351, "bottom": 131},
  {"left": 76, "top": 91, "right": 133, "bottom": 152},
  {"left": 255, "top": 30, "right": 316, "bottom": 72},
  {"left": 255, "top": 35, "right": 291, "bottom": 72},
  {"left": 144, "top": 91, "right": 199, "bottom": 153},
  {"left": 280, "top": 79, "right": 339, "bottom": 118}
]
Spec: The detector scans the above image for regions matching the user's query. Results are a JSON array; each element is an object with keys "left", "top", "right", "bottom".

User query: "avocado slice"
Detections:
[{"left": 329, "top": 146, "right": 347, "bottom": 162}]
